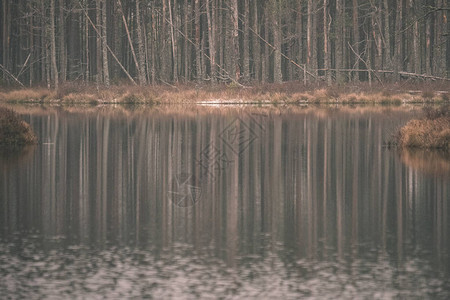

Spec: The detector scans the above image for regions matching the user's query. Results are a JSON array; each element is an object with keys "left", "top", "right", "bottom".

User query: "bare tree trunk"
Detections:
[
  {"left": 29, "top": 0, "right": 34, "bottom": 85},
  {"left": 252, "top": 0, "right": 261, "bottom": 81},
  {"left": 324, "top": 0, "right": 331, "bottom": 86},
  {"left": 434, "top": 0, "right": 447, "bottom": 77},
  {"left": 118, "top": 0, "right": 140, "bottom": 83},
  {"left": 262, "top": 8, "right": 269, "bottom": 82},
  {"left": 335, "top": 0, "right": 344, "bottom": 83},
  {"left": 312, "top": 1, "right": 318, "bottom": 78},
  {"left": 287, "top": 13, "right": 296, "bottom": 80},
  {"left": 272, "top": 1, "right": 282, "bottom": 83},
  {"left": 168, "top": 0, "right": 178, "bottom": 82},
  {"left": 372, "top": 1, "right": 383, "bottom": 73},
  {"left": 59, "top": 0, "right": 66, "bottom": 82},
  {"left": 352, "top": 0, "right": 360, "bottom": 81},
  {"left": 184, "top": 0, "right": 190, "bottom": 81},
  {"left": 136, "top": 0, "right": 147, "bottom": 84},
  {"left": 2, "top": 0, "right": 10, "bottom": 81},
  {"left": 425, "top": 7, "right": 432, "bottom": 75},
  {"left": 101, "top": 0, "right": 109, "bottom": 86},
  {"left": 230, "top": 0, "right": 239, "bottom": 81},
  {"left": 306, "top": 0, "right": 316, "bottom": 80},
  {"left": 296, "top": 0, "right": 303, "bottom": 81},
  {"left": 383, "top": 0, "right": 392, "bottom": 72},
  {"left": 161, "top": 0, "right": 169, "bottom": 82},
  {"left": 394, "top": 0, "right": 402, "bottom": 80},
  {"left": 412, "top": 0, "right": 420, "bottom": 74},
  {"left": 201, "top": 30, "right": 207, "bottom": 76},
  {"left": 406, "top": 0, "right": 413, "bottom": 72},
  {"left": 219, "top": 0, "right": 225, "bottom": 79},
  {"left": 151, "top": 5, "right": 157, "bottom": 83},
  {"left": 144, "top": 13, "right": 151, "bottom": 83},
  {"left": 194, "top": 0, "right": 202, "bottom": 81},
  {"left": 243, "top": 0, "right": 250, "bottom": 81},
  {"left": 112, "top": 1, "right": 121, "bottom": 80},
  {"left": 50, "top": 0, "right": 59, "bottom": 89},
  {"left": 85, "top": 0, "right": 89, "bottom": 81},
  {"left": 206, "top": 0, "right": 217, "bottom": 81},
  {"left": 96, "top": 0, "right": 103, "bottom": 84}
]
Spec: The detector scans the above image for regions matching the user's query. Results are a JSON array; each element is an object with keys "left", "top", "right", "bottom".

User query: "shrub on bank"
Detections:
[
  {"left": 0, "top": 107, "right": 37, "bottom": 147},
  {"left": 397, "top": 105, "right": 449, "bottom": 150}
]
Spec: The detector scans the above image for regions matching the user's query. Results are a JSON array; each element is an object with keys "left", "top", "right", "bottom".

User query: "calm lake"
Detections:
[{"left": 1, "top": 105, "right": 449, "bottom": 298}]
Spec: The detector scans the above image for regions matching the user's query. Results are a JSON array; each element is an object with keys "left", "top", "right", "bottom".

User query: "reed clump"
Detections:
[
  {"left": 397, "top": 105, "right": 450, "bottom": 150},
  {"left": 0, "top": 107, "right": 37, "bottom": 147}
]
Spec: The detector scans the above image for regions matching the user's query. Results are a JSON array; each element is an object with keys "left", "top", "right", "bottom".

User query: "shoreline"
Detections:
[{"left": 1, "top": 82, "right": 449, "bottom": 105}]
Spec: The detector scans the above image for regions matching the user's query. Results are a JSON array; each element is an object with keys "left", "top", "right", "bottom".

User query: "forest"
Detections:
[{"left": 0, "top": 0, "right": 449, "bottom": 89}]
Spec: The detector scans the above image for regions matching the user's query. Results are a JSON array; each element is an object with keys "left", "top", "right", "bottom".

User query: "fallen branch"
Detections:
[
  {"left": 117, "top": 0, "right": 141, "bottom": 78},
  {"left": 316, "top": 68, "right": 450, "bottom": 82},
  {"left": 348, "top": 42, "right": 383, "bottom": 85},
  {"left": 78, "top": 0, "right": 137, "bottom": 85},
  {"left": 239, "top": 14, "right": 317, "bottom": 80},
  {"left": 17, "top": 53, "right": 31, "bottom": 78},
  {"left": 153, "top": 8, "right": 246, "bottom": 88},
  {"left": 0, "top": 64, "right": 25, "bottom": 87},
  {"left": 398, "top": 71, "right": 450, "bottom": 81}
]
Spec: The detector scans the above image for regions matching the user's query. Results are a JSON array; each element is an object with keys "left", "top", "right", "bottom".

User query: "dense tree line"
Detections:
[{"left": 0, "top": 0, "right": 449, "bottom": 88}]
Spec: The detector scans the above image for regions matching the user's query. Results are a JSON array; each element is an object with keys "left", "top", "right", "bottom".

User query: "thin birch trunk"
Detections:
[
  {"left": 96, "top": 0, "right": 103, "bottom": 84},
  {"left": 335, "top": 0, "right": 344, "bottom": 82},
  {"left": 136, "top": 0, "right": 147, "bottom": 84},
  {"left": 59, "top": 0, "right": 66, "bottom": 82},
  {"left": 102, "top": 0, "right": 109, "bottom": 86},
  {"left": 243, "top": 0, "right": 250, "bottom": 81},
  {"left": 194, "top": 0, "right": 202, "bottom": 80},
  {"left": 352, "top": 0, "right": 360, "bottom": 81},
  {"left": 168, "top": 0, "right": 178, "bottom": 82},
  {"left": 252, "top": 0, "right": 260, "bottom": 81},
  {"left": 231, "top": 0, "right": 239, "bottom": 81},
  {"left": 394, "top": 0, "right": 402, "bottom": 79},
  {"left": 50, "top": 0, "right": 59, "bottom": 89},
  {"left": 324, "top": 0, "right": 331, "bottom": 85},
  {"left": 383, "top": 0, "right": 392, "bottom": 72},
  {"left": 206, "top": 0, "right": 217, "bottom": 81}
]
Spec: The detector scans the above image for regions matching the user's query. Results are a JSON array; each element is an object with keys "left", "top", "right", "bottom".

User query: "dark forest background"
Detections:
[{"left": 1, "top": 0, "right": 449, "bottom": 88}]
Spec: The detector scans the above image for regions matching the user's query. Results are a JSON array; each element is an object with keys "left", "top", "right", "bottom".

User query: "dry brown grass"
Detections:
[
  {"left": 0, "top": 88, "right": 54, "bottom": 102},
  {"left": 0, "top": 106, "right": 37, "bottom": 147},
  {"left": 397, "top": 105, "right": 450, "bottom": 150},
  {"left": 1, "top": 81, "right": 449, "bottom": 104}
]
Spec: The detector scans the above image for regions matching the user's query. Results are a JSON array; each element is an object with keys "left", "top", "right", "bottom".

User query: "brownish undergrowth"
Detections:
[
  {"left": 1, "top": 81, "right": 449, "bottom": 104},
  {"left": 0, "top": 107, "right": 37, "bottom": 147},
  {"left": 397, "top": 105, "right": 450, "bottom": 150}
]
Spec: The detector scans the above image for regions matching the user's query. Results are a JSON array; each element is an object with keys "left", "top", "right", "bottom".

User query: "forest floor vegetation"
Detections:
[
  {"left": 0, "top": 107, "right": 37, "bottom": 148},
  {"left": 396, "top": 105, "right": 450, "bottom": 151},
  {"left": 1, "top": 81, "right": 449, "bottom": 105}
]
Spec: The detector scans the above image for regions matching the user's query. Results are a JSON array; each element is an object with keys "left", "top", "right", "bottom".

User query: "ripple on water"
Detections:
[{"left": 0, "top": 239, "right": 449, "bottom": 299}]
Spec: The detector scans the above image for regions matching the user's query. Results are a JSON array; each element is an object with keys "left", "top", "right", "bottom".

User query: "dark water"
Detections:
[{"left": 1, "top": 106, "right": 449, "bottom": 299}]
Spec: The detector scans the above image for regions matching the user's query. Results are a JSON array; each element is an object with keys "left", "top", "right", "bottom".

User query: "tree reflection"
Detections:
[{"left": 0, "top": 107, "right": 448, "bottom": 273}]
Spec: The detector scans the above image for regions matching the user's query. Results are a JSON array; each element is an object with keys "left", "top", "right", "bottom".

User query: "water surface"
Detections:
[{"left": 1, "top": 105, "right": 449, "bottom": 298}]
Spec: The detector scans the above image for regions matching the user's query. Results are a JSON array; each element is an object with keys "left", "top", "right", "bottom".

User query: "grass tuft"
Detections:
[
  {"left": 397, "top": 105, "right": 450, "bottom": 150},
  {"left": 0, "top": 107, "right": 37, "bottom": 147}
]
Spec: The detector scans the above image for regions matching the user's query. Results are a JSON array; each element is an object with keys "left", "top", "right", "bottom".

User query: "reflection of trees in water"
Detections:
[
  {"left": 399, "top": 149, "right": 450, "bottom": 176},
  {"left": 0, "top": 145, "right": 35, "bottom": 170},
  {"left": 0, "top": 109, "right": 448, "bottom": 272}
]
